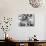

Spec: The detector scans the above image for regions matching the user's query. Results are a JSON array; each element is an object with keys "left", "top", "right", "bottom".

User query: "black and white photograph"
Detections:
[
  {"left": 0, "top": 0, "right": 46, "bottom": 46},
  {"left": 18, "top": 14, "right": 35, "bottom": 26}
]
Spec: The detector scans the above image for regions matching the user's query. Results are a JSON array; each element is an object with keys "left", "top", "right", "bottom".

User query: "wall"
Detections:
[
  {"left": 44, "top": 15, "right": 46, "bottom": 40},
  {"left": 0, "top": 0, "right": 46, "bottom": 40}
]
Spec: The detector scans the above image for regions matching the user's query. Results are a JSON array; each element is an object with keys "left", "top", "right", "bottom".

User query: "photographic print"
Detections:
[{"left": 18, "top": 14, "right": 35, "bottom": 27}]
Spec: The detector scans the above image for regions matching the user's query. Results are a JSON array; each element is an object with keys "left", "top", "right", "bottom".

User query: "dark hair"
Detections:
[{"left": 34, "top": 35, "right": 36, "bottom": 37}]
